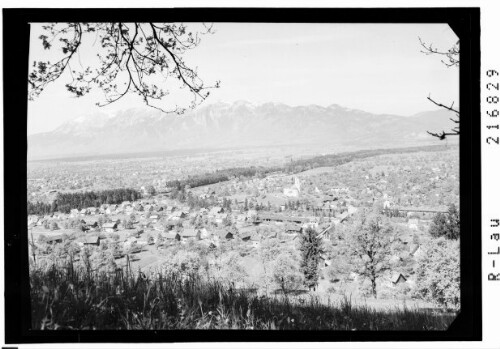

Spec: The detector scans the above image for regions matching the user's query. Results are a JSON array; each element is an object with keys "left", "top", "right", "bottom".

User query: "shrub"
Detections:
[
  {"left": 208, "top": 251, "right": 248, "bottom": 286},
  {"left": 429, "top": 204, "right": 460, "bottom": 240},
  {"left": 378, "top": 289, "right": 393, "bottom": 300},
  {"left": 415, "top": 237, "right": 460, "bottom": 310},
  {"left": 326, "top": 286, "right": 337, "bottom": 294},
  {"left": 271, "top": 252, "right": 303, "bottom": 294},
  {"left": 161, "top": 250, "right": 202, "bottom": 278},
  {"left": 394, "top": 283, "right": 412, "bottom": 299}
]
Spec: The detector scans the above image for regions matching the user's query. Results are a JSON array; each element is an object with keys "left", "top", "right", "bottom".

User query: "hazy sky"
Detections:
[{"left": 28, "top": 23, "right": 459, "bottom": 135}]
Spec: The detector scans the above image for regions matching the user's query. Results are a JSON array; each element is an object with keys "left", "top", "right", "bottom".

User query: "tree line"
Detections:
[
  {"left": 165, "top": 166, "right": 270, "bottom": 191},
  {"left": 282, "top": 145, "right": 449, "bottom": 174},
  {"left": 163, "top": 145, "right": 450, "bottom": 193},
  {"left": 28, "top": 188, "right": 142, "bottom": 215}
]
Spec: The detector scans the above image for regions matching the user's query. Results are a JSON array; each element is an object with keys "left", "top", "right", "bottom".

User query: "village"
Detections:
[
  {"left": 17, "top": 18, "right": 469, "bottom": 333},
  {"left": 26, "top": 148, "right": 458, "bottom": 307}
]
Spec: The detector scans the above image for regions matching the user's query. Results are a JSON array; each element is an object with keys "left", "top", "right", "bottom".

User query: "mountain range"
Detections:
[{"left": 28, "top": 101, "right": 456, "bottom": 160}]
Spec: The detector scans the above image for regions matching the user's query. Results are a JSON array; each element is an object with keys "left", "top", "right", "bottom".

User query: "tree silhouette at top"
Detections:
[
  {"left": 419, "top": 37, "right": 460, "bottom": 140},
  {"left": 29, "top": 22, "right": 220, "bottom": 114}
]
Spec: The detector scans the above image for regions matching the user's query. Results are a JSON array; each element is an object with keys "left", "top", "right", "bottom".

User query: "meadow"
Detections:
[{"left": 30, "top": 263, "right": 455, "bottom": 331}]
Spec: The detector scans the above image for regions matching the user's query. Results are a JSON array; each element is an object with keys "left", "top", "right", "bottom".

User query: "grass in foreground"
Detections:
[{"left": 30, "top": 265, "right": 455, "bottom": 330}]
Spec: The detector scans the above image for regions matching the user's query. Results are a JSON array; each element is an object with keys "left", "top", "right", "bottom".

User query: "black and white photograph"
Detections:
[{"left": 2, "top": 5, "right": 484, "bottom": 345}]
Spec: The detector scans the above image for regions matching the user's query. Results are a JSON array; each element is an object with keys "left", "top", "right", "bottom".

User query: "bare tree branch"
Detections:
[
  {"left": 419, "top": 37, "right": 460, "bottom": 68},
  {"left": 427, "top": 95, "right": 460, "bottom": 115},
  {"left": 426, "top": 130, "right": 459, "bottom": 140},
  {"left": 419, "top": 37, "right": 460, "bottom": 140},
  {"left": 28, "top": 22, "right": 220, "bottom": 114}
]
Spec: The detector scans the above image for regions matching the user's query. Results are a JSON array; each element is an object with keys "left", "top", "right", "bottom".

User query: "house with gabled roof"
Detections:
[
  {"left": 209, "top": 206, "right": 224, "bottom": 216},
  {"left": 285, "top": 223, "right": 302, "bottom": 234},
  {"left": 409, "top": 243, "right": 423, "bottom": 258},
  {"left": 235, "top": 214, "right": 246, "bottom": 222},
  {"left": 83, "top": 236, "right": 100, "bottom": 246},
  {"left": 181, "top": 228, "right": 201, "bottom": 240},
  {"left": 45, "top": 235, "right": 63, "bottom": 244},
  {"left": 134, "top": 203, "right": 144, "bottom": 211},
  {"left": 102, "top": 222, "right": 118, "bottom": 233},
  {"left": 390, "top": 273, "right": 407, "bottom": 285},
  {"left": 83, "top": 218, "right": 99, "bottom": 229},
  {"left": 334, "top": 211, "right": 350, "bottom": 224},
  {"left": 163, "top": 232, "right": 181, "bottom": 241},
  {"left": 170, "top": 211, "right": 187, "bottom": 220},
  {"left": 217, "top": 229, "right": 234, "bottom": 241},
  {"left": 318, "top": 254, "right": 332, "bottom": 268},
  {"left": 257, "top": 213, "right": 308, "bottom": 224},
  {"left": 239, "top": 232, "right": 253, "bottom": 242},
  {"left": 164, "top": 220, "right": 177, "bottom": 231}
]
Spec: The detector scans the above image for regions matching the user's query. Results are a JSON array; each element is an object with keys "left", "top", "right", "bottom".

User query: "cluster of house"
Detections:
[
  {"left": 227, "top": 173, "right": 288, "bottom": 195},
  {"left": 26, "top": 199, "right": 288, "bottom": 249},
  {"left": 28, "top": 179, "right": 372, "bottom": 264},
  {"left": 66, "top": 200, "right": 191, "bottom": 218},
  {"left": 29, "top": 192, "right": 429, "bottom": 294}
]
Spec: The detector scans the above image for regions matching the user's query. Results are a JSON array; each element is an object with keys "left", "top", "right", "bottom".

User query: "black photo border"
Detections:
[{"left": 3, "top": 7, "right": 481, "bottom": 344}]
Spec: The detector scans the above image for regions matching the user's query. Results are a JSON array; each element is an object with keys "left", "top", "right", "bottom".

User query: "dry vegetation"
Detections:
[{"left": 30, "top": 264, "right": 454, "bottom": 330}]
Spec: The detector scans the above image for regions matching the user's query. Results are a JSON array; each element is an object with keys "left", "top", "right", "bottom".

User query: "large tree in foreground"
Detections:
[
  {"left": 29, "top": 22, "right": 220, "bottom": 114},
  {"left": 299, "top": 227, "right": 323, "bottom": 291},
  {"left": 419, "top": 37, "right": 460, "bottom": 140},
  {"left": 345, "top": 212, "right": 400, "bottom": 298}
]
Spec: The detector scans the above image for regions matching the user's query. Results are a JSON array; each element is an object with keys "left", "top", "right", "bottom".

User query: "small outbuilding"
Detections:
[
  {"left": 181, "top": 228, "right": 201, "bottom": 241},
  {"left": 391, "top": 273, "right": 407, "bottom": 285},
  {"left": 102, "top": 222, "right": 118, "bottom": 233},
  {"left": 209, "top": 206, "right": 224, "bottom": 216},
  {"left": 164, "top": 232, "right": 181, "bottom": 241},
  {"left": 83, "top": 236, "right": 100, "bottom": 246},
  {"left": 240, "top": 233, "right": 253, "bottom": 242},
  {"left": 45, "top": 235, "right": 63, "bottom": 244},
  {"left": 217, "top": 230, "right": 234, "bottom": 240}
]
